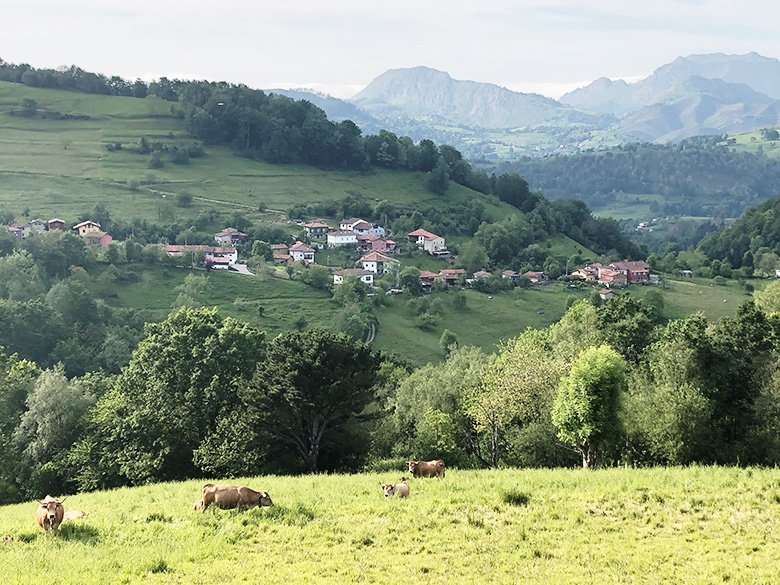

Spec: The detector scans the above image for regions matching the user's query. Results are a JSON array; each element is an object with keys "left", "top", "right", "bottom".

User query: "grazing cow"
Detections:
[
  {"left": 381, "top": 477, "right": 410, "bottom": 498},
  {"left": 36, "top": 496, "right": 65, "bottom": 533},
  {"left": 407, "top": 459, "right": 445, "bottom": 478},
  {"left": 199, "top": 484, "right": 273, "bottom": 511}
]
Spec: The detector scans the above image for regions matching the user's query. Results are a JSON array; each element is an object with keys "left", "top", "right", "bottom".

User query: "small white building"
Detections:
[
  {"left": 359, "top": 251, "right": 399, "bottom": 274},
  {"left": 327, "top": 231, "right": 358, "bottom": 248},
  {"left": 339, "top": 217, "right": 365, "bottom": 231},
  {"left": 289, "top": 241, "right": 315, "bottom": 264},
  {"left": 73, "top": 220, "right": 101, "bottom": 237},
  {"left": 352, "top": 220, "right": 385, "bottom": 237},
  {"left": 407, "top": 228, "right": 447, "bottom": 255},
  {"left": 333, "top": 268, "right": 374, "bottom": 286}
]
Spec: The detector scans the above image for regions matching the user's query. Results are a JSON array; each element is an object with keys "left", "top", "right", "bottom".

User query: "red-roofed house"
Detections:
[
  {"left": 289, "top": 241, "right": 315, "bottom": 264},
  {"left": 501, "top": 270, "right": 520, "bottom": 284},
  {"left": 303, "top": 221, "right": 331, "bottom": 237},
  {"left": 437, "top": 268, "right": 467, "bottom": 286},
  {"left": 271, "top": 243, "right": 290, "bottom": 263},
  {"left": 599, "top": 288, "right": 615, "bottom": 300},
  {"left": 523, "top": 271, "right": 549, "bottom": 284},
  {"left": 408, "top": 229, "right": 447, "bottom": 256},
  {"left": 214, "top": 227, "right": 248, "bottom": 246},
  {"left": 333, "top": 268, "right": 374, "bottom": 286},
  {"left": 608, "top": 261, "right": 651, "bottom": 283},
  {"left": 357, "top": 234, "right": 396, "bottom": 254},
  {"left": 166, "top": 244, "right": 237, "bottom": 265},
  {"left": 598, "top": 268, "right": 627, "bottom": 287},
  {"left": 359, "top": 251, "right": 399, "bottom": 274}
]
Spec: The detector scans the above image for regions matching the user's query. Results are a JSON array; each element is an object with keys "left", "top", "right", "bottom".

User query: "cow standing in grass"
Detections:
[
  {"left": 407, "top": 459, "right": 446, "bottom": 478},
  {"left": 36, "top": 496, "right": 65, "bottom": 534}
]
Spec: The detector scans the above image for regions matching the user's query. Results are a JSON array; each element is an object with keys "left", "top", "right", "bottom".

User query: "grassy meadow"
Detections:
[
  {"left": 1, "top": 467, "right": 778, "bottom": 584},
  {"left": 0, "top": 81, "right": 514, "bottom": 225}
]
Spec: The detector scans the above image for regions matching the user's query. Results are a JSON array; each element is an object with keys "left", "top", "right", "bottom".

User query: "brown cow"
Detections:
[
  {"left": 36, "top": 495, "right": 65, "bottom": 533},
  {"left": 199, "top": 484, "right": 273, "bottom": 511},
  {"left": 407, "top": 459, "right": 445, "bottom": 478},
  {"left": 381, "top": 477, "right": 410, "bottom": 498}
]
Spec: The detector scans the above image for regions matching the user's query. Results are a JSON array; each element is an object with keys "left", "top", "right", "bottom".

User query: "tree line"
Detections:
[
  {"left": 3, "top": 288, "right": 780, "bottom": 504},
  {"left": 505, "top": 137, "right": 780, "bottom": 218}
]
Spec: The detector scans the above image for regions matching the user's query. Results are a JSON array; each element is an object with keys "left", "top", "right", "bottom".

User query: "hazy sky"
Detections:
[{"left": 3, "top": 0, "right": 780, "bottom": 98}]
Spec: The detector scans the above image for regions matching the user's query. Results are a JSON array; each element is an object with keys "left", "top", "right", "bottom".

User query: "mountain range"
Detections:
[{"left": 265, "top": 53, "right": 780, "bottom": 158}]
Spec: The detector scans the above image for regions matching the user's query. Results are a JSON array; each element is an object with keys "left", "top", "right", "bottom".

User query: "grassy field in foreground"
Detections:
[{"left": 1, "top": 467, "right": 778, "bottom": 584}]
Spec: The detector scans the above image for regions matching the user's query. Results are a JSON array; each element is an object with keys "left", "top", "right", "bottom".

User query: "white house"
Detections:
[
  {"left": 333, "top": 268, "right": 374, "bottom": 286},
  {"left": 359, "top": 251, "right": 399, "bottom": 274},
  {"left": 73, "top": 220, "right": 101, "bottom": 237},
  {"left": 352, "top": 220, "right": 385, "bottom": 237},
  {"left": 339, "top": 217, "right": 365, "bottom": 231},
  {"left": 289, "top": 240, "right": 315, "bottom": 264},
  {"left": 327, "top": 231, "right": 358, "bottom": 247},
  {"left": 408, "top": 228, "right": 447, "bottom": 255}
]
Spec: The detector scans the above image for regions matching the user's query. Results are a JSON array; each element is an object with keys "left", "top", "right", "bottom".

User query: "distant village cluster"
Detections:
[
  {"left": 5, "top": 215, "right": 655, "bottom": 297},
  {"left": 5, "top": 217, "right": 113, "bottom": 246}
]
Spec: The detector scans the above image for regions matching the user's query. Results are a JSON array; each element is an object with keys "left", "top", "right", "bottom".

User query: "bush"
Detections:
[{"left": 501, "top": 489, "right": 530, "bottom": 507}]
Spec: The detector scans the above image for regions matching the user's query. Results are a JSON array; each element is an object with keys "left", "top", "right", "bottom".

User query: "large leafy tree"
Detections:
[
  {"left": 90, "top": 307, "right": 264, "bottom": 484},
  {"left": 241, "top": 330, "right": 381, "bottom": 473},
  {"left": 0, "top": 347, "right": 38, "bottom": 503},
  {"left": 552, "top": 345, "right": 627, "bottom": 468}
]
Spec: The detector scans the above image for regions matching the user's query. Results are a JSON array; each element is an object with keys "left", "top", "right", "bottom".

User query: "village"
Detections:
[{"left": 6, "top": 215, "right": 656, "bottom": 301}]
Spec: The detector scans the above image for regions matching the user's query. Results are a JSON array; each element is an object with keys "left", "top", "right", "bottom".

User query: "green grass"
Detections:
[
  {"left": 374, "top": 286, "right": 581, "bottom": 363},
  {"left": 0, "top": 81, "right": 515, "bottom": 226},
  {"left": 631, "top": 278, "right": 753, "bottom": 321},
  {"left": 1, "top": 467, "right": 778, "bottom": 584},
  {"left": 104, "top": 265, "right": 341, "bottom": 337}
]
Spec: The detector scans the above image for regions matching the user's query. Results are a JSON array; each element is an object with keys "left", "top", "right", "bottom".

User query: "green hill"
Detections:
[
  {"left": 0, "top": 80, "right": 511, "bottom": 224},
  {"left": 1, "top": 467, "right": 777, "bottom": 584}
]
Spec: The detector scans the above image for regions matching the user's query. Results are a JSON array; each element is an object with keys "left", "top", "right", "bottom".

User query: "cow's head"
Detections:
[
  {"left": 381, "top": 483, "right": 395, "bottom": 497},
  {"left": 39, "top": 496, "right": 63, "bottom": 522},
  {"left": 407, "top": 461, "right": 418, "bottom": 474},
  {"left": 259, "top": 492, "right": 273, "bottom": 507}
]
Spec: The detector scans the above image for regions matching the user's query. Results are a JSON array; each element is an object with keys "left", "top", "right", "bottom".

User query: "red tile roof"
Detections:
[
  {"left": 408, "top": 228, "right": 439, "bottom": 239},
  {"left": 289, "top": 241, "right": 315, "bottom": 253},
  {"left": 359, "top": 251, "right": 396, "bottom": 263}
]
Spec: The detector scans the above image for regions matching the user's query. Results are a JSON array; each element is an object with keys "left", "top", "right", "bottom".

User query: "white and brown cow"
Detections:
[
  {"left": 199, "top": 484, "right": 273, "bottom": 511},
  {"left": 381, "top": 477, "right": 410, "bottom": 498},
  {"left": 36, "top": 495, "right": 65, "bottom": 533},
  {"left": 407, "top": 459, "right": 445, "bottom": 478}
]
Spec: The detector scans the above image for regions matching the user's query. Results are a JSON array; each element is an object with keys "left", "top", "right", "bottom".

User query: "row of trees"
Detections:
[
  {"left": 3, "top": 286, "right": 780, "bottom": 503},
  {"left": 509, "top": 137, "right": 780, "bottom": 217}
]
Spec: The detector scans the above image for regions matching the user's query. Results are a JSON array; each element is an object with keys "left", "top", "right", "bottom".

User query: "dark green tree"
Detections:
[{"left": 241, "top": 330, "right": 381, "bottom": 472}]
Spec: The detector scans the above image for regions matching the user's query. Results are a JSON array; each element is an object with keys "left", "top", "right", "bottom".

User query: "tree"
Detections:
[
  {"left": 472, "top": 329, "right": 568, "bottom": 468},
  {"left": 552, "top": 345, "right": 627, "bottom": 468},
  {"left": 172, "top": 273, "right": 210, "bottom": 308},
  {"left": 398, "top": 266, "right": 422, "bottom": 296},
  {"left": 241, "top": 330, "right": 381, "bottom": 473},
  {"left": 439, "top": 329, "right": 459, "bottom": 355},
  {"left": 427, "top": 156, "right": 450, "bottom": 195},
  {"left": 0, "top": 347, "right": 38, "bottom": 503},
  {"left": 458, "top": 241, "right": 489, "bottom": 276},
  {"left": 251, "top": 240, "right": 273, "bottom": 261},
  {"left": 13, "top": 365, "right": 96, "bottom": 496},
  {"left": 89, "top": 308, "right": 265, "bottom": 484}
]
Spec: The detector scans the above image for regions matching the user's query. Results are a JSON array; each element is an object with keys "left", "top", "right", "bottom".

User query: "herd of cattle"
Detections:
[{"left": 34, "top": 459, "right": 446, "bottom": 534}]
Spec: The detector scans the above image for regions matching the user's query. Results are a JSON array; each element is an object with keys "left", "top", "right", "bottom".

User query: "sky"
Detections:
[{"left": 2, "top": 0, "right": 780, "bottom": 99}]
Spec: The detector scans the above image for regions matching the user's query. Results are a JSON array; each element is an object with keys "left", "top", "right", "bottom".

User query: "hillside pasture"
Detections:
[
  {"left": 1, "top": 467, "right": 777, "bottom": 584},
  {"left": 0, "top": 81, "right": 515, "bottom": 226}
]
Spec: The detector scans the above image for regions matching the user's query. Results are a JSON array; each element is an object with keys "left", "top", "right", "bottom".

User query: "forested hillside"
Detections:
[{"left": 506, "top": 136, "right": 780, "bottom": 218}]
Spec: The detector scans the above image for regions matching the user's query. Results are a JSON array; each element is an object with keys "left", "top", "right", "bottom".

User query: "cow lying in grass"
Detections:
[
  {"left": 197, "top": 484, "right": 273, "bottom": 511},
  {"left": 381, "top": 477, "right": 410, "bottom": 498},
  {"left": 407, "top": 459, "right": 445, "bottom": 478}
]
